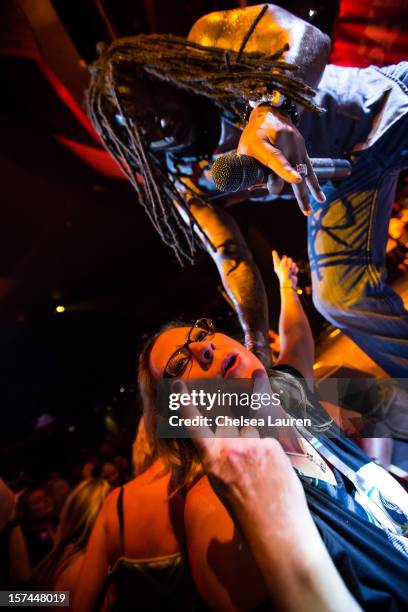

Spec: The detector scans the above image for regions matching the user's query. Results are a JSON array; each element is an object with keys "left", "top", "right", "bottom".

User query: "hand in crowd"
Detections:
[
  {"left": 272, "top": 250, "right": 298, "bottom": 289},
  {"left": 173, "top": 376, "right": 361, "bottom": 612},
  {"left": 237, "top": 106, "right": 325, "bottom": 214},
  {"left": 192, "top": 427, "right": 307, "bottom": 531},
  {"left": 172, "top": 377, "right": 308, "bottom": 555}
]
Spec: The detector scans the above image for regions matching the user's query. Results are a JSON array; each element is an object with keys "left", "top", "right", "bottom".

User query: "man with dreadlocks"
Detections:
[{"left": 87, "top": 4, "right": 408, "bottom": 376}]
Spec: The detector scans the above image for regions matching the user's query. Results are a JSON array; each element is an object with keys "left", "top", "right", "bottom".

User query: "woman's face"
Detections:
[
  {"left": 117, "top": 78, "right": 196, "bottom": 153},
  {"left": 101, "top": 462, "right": 120, "bottom": 488},
  {"left": 149, "top": 326, "right": 265, "bottom": 381}
]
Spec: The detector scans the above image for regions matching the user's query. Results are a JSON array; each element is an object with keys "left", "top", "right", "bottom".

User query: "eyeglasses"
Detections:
[{"left": 163, "top": 318, "right": 215, "bottom": 379}]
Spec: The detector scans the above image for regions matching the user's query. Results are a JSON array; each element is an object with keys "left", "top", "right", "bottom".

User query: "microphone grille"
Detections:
[
  {"left": 210, "top": 153, "right": 244, "bottom": 192},
  {"left": 211, "top": 154, "right": 261, "bottom": 192}
]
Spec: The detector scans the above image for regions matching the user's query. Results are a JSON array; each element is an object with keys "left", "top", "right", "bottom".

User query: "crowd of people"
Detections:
[
  {"left": 1, "top": 247, "right": 407, "bottom": 610},
  {"left": 2, "top": 2, "right": 408, "bottom": 610},
  {"left": 0, "top": 445, "right": 132, "bottom": 592}
]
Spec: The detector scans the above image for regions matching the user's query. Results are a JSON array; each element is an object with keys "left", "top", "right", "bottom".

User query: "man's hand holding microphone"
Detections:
[{"left": 211, "top": 106, "right": 351, "bottom": 215}]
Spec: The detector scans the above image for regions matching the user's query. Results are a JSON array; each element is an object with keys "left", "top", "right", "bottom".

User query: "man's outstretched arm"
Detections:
[{"left": 184, "top": 199, "right": 271, "bottom": 367}]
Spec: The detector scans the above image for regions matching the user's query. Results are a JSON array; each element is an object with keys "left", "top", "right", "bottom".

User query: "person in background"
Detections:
[
  {"left": 93, "top": 461, "right": 121, "bottom": 489},
  {"left": 74, "top": 408, "right": 207, "bottom": 612},
  {"left": 44, "top": 472, "right": 71, "bottom": 516},
  {"left": 0, "top": 478, "right": 30, "bottom": 588},
  {"left": 33, "top": 479, "right": 110, "bottom": 594},
  {"left": 0, "top": 478, "right": 14, "bottom": 534},
  {"left": 17, "top": 486, "right": 57, "bottom": 567},
  {"left": 113, "top": 455, "right": 131, "bottom": 484}
]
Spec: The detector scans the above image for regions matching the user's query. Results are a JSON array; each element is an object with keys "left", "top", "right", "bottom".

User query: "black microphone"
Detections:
[{"left": 211, "top": 153, "right": 352, "bottom": 192}]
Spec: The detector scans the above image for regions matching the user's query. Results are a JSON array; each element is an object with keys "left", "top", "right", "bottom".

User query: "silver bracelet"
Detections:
[{"left": 249, "top": 91, "right": 286, "bottom": 109}]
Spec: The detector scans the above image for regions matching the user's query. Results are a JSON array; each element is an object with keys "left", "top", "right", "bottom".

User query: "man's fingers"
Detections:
[
  {"left": 250, "top": 141, "right": 302, "bottom": 184},
  {"left": 272, "top": 249, "right": 280, "bottom": 270},
  {"left": 240, "top": 425, "right": 260, "bottom": 438},
  {"left": 291, "top": 180, "right": 311, "bottom": 216},
  {"left": 251, "top": 368, "right": 272, "bottom": 397},
  {"left": 172, "top": 380, "right": 214, "bottom": 453},
  {"left": 267, "top": 147, "right": 302, "bottom": 184},
  {"left": 305, "top": 157, "right": 326, "bottom": 203},
  {"left": 267, "top": 173, "right": 285, "bottom": 195},
  {"left": 215, "top": 424, "right": 240, "bottom": 438}
]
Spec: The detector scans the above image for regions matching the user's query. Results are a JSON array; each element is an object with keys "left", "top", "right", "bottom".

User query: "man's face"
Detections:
[
  {"left": 27, "top": 488, "right": 54, "bottom": 520},
  {"left": 101, "top": 462, "right": 120, "bottom": 488},
  {"left": 117, "top": 78, "right": 196, "bottom": 153}
]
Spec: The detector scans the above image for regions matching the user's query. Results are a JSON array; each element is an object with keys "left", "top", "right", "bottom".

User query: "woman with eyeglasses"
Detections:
[
  {"left": 75, "top": 252, "right": 408, "bottom": 612},
  {"left": 73, "top": 251, "right": 311, "bottom": 612},
  {"left": 142, "top": 298, "right": 408, "bottom": 610}
]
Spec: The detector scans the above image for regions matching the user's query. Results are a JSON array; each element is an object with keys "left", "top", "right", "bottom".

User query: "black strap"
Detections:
[{"left": 116, "top": 486, "right": 125, "bottom": 556}]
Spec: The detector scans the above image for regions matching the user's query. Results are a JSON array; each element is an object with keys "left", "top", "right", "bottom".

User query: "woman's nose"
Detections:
[{"left": 190, "top": 340, "right": 215, "bottom": 366}]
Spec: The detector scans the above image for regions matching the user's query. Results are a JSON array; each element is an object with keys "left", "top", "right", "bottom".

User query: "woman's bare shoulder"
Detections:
[
  {"left": 185, "top": 476, "right": 235, "bottom": 539},
  {"left": 185, "top": 478, "right": 267, "bottom": 610},
  {"left": 103, "top": 462, "right": 171, "bottom": 519},
  {"left": 186, "top": 475, "right": 220, "bottom": 507},
  {"left": 54, "top": 553, "right": 85, "bottom": 593}
]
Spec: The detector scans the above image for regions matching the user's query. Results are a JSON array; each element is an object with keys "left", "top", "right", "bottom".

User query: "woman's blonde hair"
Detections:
[
  {"left": 137, "top": 321, "right": 204, "bottom": 492},
  {"left": 34, "top": 479, "right": 110, "bottom": 589}
]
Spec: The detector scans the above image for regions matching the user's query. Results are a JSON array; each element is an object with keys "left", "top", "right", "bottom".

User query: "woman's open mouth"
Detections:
[{"left": 222, "top": 353, "right": 240, "bottom": 378}]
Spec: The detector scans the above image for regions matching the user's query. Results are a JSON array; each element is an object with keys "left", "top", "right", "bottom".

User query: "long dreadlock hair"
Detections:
[{"left": 86, "top": 11, "right": 322, "bottom": 265}]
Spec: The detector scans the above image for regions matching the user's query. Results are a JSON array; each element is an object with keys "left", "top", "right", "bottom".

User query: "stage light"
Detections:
[
  {"left": 120, "top": 387, "right": 125, "bottom": 393},
  {"left": 309, "top": 9, "right": 316, "bottom": 18},
  {"left": 297, "top": 289, "right": 303, "bottom": 295},
  {"left": 55, "top": 305, "right": 65, "bottom": 313}
]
